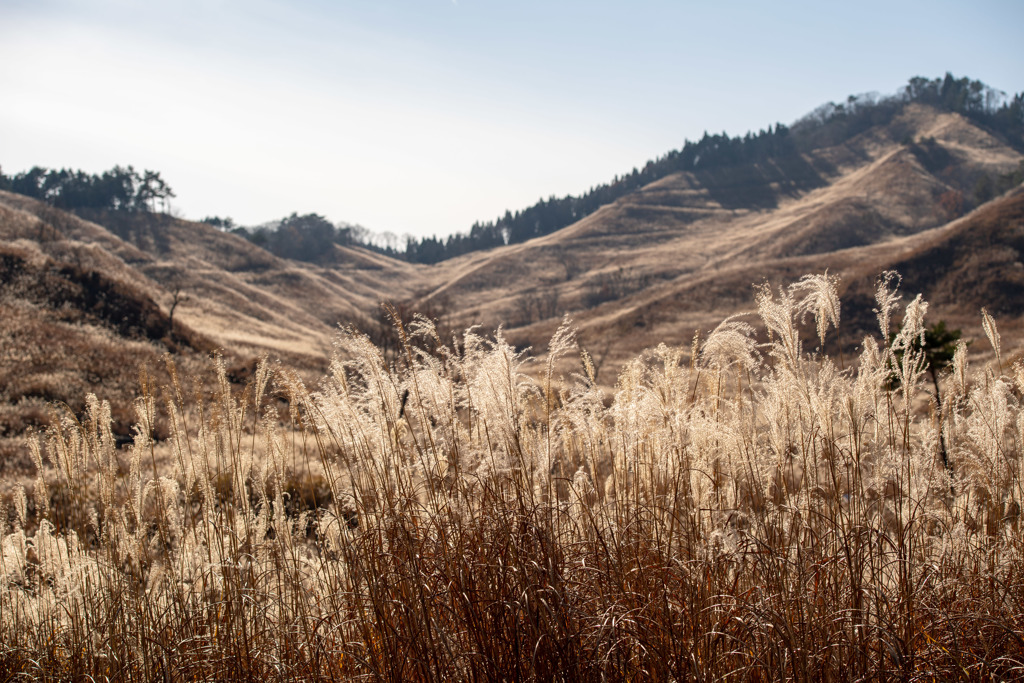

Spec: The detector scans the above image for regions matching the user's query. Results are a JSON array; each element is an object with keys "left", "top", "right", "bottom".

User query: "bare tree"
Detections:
[
  {"left": 514, "top": 288, "right": 561, "bottom": 326},
  {"left": 366, "top": 292, "right": 454, "bottom": 365},
  {"left": 515, "top": 291, "right": 539, "bottom": 326},
  {"left": 168, "top": 283, "right": 189, "bottom": 340}
]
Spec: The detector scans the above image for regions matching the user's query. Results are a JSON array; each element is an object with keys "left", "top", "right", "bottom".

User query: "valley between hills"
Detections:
[{"left": 1, "top": 94, "right": 1023, "bottom": 466}]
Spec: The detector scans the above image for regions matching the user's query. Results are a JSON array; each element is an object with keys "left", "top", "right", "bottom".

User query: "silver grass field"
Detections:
[{"left": 1, "top": 272, "right": 1022, "bottom": 681}]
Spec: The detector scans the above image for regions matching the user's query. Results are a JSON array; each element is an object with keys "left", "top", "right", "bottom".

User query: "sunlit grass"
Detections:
[{"left": 1, "top": 272, "right": 1022, "bottom": 681}]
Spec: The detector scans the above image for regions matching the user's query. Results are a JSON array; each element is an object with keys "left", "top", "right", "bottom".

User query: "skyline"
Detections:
[{"left": 1, "top": 0, "right": 1022, "bottom": 239}]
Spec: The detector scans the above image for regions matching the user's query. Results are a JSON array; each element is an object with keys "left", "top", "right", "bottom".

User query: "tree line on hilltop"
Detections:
[
  {"left": 404, "top": 121, "right": 801, "bottom": 264},
  {"left": 0, "top": 165, "right": 175, "bottom": 213},
  {"left": 213, "top": 213, "right": 387, "bottom": 264}
]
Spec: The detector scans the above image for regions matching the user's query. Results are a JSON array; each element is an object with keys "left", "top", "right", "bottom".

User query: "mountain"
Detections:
[
  {"left": 0, "top": 191, "right": 418, "bottom": 466},
  {"left": 407, "top": 103, "right": 1022, "bottom": 378},
  {"left": 399, "top": 73, "right": 1024, "bottom": 263},
  {"left": 2, "top": 80, "right": 1024, "bottom": 464}
]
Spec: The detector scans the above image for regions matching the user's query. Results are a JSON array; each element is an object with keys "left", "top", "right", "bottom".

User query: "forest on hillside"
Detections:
[{"left": 0, "top": 165, "right": 174, "bottom": 213}]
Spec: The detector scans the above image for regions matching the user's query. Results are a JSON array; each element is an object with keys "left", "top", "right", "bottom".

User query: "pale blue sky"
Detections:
[{"left": 1, "top": 0, "right": 1021, "bottom": 238}]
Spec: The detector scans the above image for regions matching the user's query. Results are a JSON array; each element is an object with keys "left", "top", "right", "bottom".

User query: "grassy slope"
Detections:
[
  {"left": 2, "top": 272, "right": 1023, "bottom": 680},
  {"left": 2, "top": 102, "right": 1023, "bottom": 457},
  {"left": 410, "top": 104, "right": 1023, "bottom": 379},
  {"left": 0, "top": 194, "right": 421, "bottom": 466},
  {"left": 0, "top": 198, "right": 209, "bottom": 466}
]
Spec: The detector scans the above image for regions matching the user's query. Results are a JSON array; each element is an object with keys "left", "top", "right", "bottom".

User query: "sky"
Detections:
[{"left": 1, "top": 1, "right": 1022, "bottom": 240}]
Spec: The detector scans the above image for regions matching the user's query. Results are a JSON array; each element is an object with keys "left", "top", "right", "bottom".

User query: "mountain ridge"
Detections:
[{"left": 2, "top": 84, "right": 1024, "bottom": 463}]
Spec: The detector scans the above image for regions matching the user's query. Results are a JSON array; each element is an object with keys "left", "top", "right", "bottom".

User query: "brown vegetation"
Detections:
[
  {"left": 1, "top": 276, "right": 1023, "bottom": 680},
  {"left": 0, "top": 237, "right": 216, "bottom": 465}
]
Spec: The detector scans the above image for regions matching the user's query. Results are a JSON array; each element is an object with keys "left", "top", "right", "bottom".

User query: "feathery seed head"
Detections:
[
  {"left": 791, "top": 270, "right": 841, "bottom": 347},
  {"left": 981, "top": 307, "right": 1001, "bottom": 366},
  {"left": 953, "top": 339, "right": 969, "bottom": 396},
  {"left": 701, "top": 316, "right": 759, "bottom": 372},
  {"left": 874, "top": 270, "right": 902, "bottom": 341}
]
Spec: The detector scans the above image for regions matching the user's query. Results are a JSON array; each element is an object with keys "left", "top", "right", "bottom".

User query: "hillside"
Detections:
[
  {"left": 409, "top": 104, "right": 1024, "bottom": 378},
  {"left": 396, "top": 73, "right": 1023, "bottom": 263},
  {"left": 0, "top": 193, "right": 420, "bottom": 465},
  {"left": 2, "top": 92, "right": 1024, "bottom": 462}
]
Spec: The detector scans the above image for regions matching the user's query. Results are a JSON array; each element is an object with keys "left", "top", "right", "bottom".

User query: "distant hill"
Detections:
[
  {"left": 0, "top": 191, "right": 418, "bottom": 466},
  {"left": 406, "top": 101, "right": 1023, "bottom": 379},
  {"left": 0, "top": 194, "right": 205, "bottom": 465},
  {"left": 401, "top": 73, "right": 1023, "bottom": 263},
  {"left": 2, "top": 74, "right": 1023, "bottom": 465}
]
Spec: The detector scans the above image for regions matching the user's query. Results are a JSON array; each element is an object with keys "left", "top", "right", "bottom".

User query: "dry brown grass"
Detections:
[
  {"left": 1, "top": 274, "right": 1022, "bottom": 681},
  {"left": 0, "top": 234, "right": 221, "bottom": 467}
]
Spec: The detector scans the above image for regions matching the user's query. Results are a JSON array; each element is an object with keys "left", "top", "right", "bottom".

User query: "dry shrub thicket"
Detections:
[{"left": 1, "top": 272, "right": 1023, "bottom": 681}]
